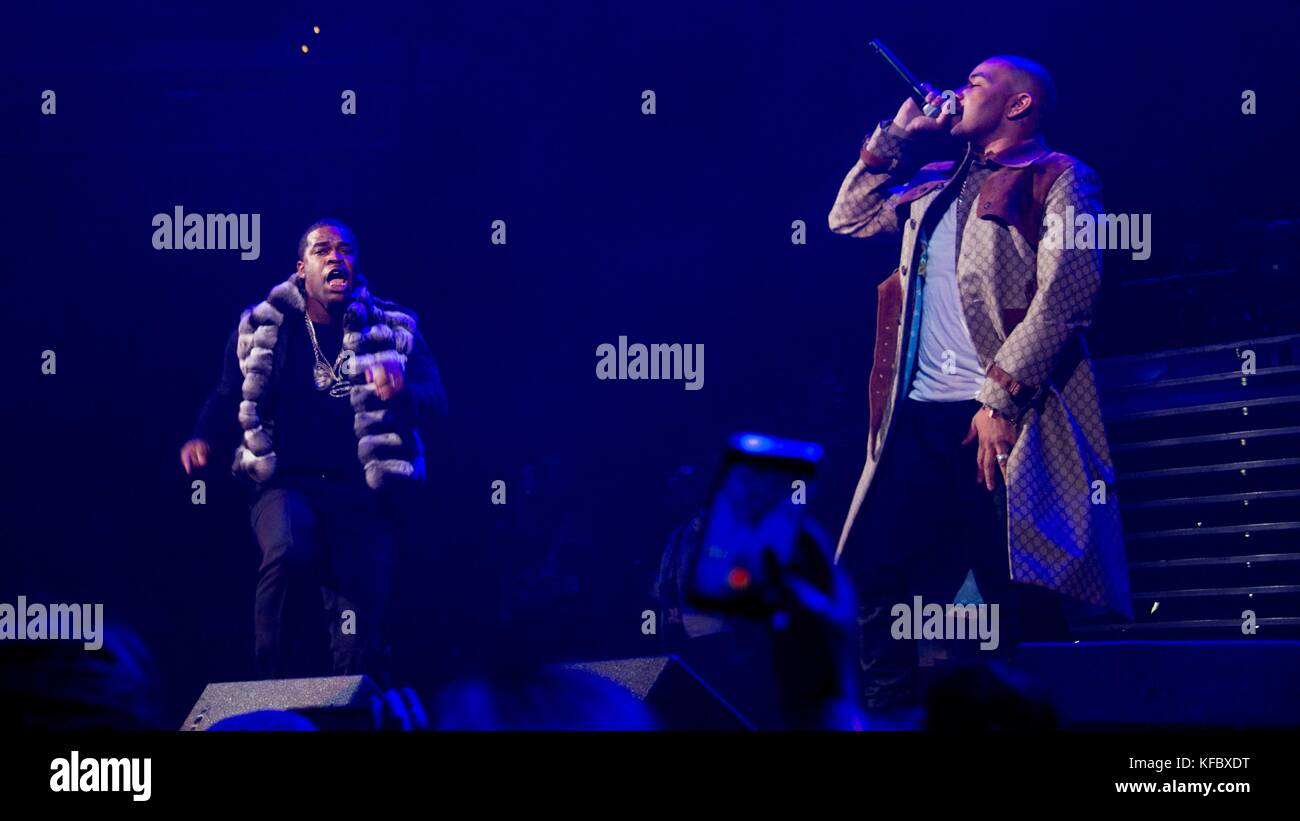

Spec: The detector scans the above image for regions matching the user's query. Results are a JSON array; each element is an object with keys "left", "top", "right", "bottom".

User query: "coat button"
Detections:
[
  {"left": 900, "top": 264, "right": 908, "bottom": 275},
  {"left": 908, "top": 218, "right": 917, "bottom": 230}
]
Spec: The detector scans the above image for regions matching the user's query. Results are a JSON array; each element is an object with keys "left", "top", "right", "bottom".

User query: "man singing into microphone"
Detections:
[
  {"left": 180, "top": 219, "right": 447, "bottom": 682},
  {"left": 829, "top": 56, "right": 1131, "bottom": 714}
]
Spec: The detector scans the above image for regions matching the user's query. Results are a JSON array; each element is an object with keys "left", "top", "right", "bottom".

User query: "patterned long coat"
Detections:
[{"left": 829, "top": 120, "right": 1132, "bottom": 618}]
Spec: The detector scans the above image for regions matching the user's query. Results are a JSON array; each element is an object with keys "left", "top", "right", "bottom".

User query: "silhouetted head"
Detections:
[
  {"left": 0, "top": 621, "right": 164, "bottom": 730},
  {"left": 433, "top": 668, "right": 659, "bottom": 730},
  {"left": 924, "top": 663, "right": 1058, "bottom": 730}
]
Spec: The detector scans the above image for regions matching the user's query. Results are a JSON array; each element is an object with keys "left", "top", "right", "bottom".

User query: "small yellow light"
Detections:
[
  {"left": 301, "top": 44, "right": 309, "bottom": 54},
  {"left": 313, "top": 25, "right": 321, "bottom": 34}
]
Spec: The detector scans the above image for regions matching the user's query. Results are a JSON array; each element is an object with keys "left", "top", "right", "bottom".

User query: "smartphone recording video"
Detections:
[{"left": 688, "top": 433, "right": 824, "bottom": 616}]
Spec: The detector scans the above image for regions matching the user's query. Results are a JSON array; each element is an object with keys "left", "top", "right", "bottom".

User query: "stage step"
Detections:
[{"left": 1004, "top": 641, "right": 1300, "bottom": 727}]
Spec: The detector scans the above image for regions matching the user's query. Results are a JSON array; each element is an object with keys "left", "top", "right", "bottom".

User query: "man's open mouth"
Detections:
[{"left": 325, "top": 268, "right": 350, "bottom": 292}]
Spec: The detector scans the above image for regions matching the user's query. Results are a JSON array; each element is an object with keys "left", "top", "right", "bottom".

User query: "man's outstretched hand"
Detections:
[
  {"left": 180, "top": 438, "right": 210, "bottom": 474},
  {"left": 366, "top": 360, "right": 406, "bottom": 401}
]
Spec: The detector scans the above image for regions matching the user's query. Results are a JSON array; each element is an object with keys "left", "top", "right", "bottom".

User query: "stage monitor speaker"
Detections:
[
  {"left": 559, "top": 655, "right": 754, "bottom": 730},
  {"left": 181, "top": 675, "right": 380, "bottom": 731}
]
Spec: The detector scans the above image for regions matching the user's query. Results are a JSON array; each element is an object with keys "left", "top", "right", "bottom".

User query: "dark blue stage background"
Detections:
[{"left": 6, "top": 1, "right": 1297, "bottom": 723}]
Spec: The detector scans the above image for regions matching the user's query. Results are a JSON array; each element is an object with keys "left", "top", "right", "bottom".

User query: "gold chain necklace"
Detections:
[{"left": 304, "top": 312, "right": 353, "bottom": 398}]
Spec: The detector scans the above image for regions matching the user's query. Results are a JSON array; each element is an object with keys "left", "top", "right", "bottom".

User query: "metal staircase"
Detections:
[
  {"left": 1073, "top": 218, "right": 1300, "bottom": 640},
  {"left": 1088, "top": 331, "right": 1300, "bottom": 638}
]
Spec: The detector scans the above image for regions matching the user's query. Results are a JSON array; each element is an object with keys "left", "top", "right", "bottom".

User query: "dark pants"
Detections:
[
  {"left": 841, "top": 397, "right": 1063, "bottom": 712},
  {"left": 249, "top": 475, "right": 395, "bottom": 684}
]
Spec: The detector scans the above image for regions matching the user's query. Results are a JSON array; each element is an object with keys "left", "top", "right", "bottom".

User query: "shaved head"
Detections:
[
  {"left": 949, "top": 55, "right": 1057, "bottom": 148},
  {"left": 986, "top": 55, "right": 1056, "bottom": 127}
]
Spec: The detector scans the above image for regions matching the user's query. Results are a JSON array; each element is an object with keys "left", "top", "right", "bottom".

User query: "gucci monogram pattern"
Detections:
[{"left": 829, "top": 122, "right": 1132, "bottom": 618}]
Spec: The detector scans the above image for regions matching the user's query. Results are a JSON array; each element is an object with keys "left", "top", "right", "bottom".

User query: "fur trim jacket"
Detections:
[{"left": 192, "top": 273, "right": 447, "bottom": 490}]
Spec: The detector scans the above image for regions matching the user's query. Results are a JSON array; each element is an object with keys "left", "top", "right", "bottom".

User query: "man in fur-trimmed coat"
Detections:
[
  {"left": 829, "top": 56, "right": 1131, "bottom": 713},
  {"left": 181, "top": 219, "right": 447, "bottom": 681}
]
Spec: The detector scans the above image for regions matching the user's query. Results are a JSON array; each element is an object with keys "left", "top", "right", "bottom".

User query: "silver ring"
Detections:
[{"left": 995, "top": 453, "right": 1009, "bottom": 464}]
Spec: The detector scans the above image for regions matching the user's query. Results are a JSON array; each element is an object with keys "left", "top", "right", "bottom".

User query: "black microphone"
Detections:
[{"left": 868, "top": 38, "right": 942, "bottom": 118}]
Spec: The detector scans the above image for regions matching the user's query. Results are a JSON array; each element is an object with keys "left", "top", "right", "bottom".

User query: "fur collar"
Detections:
[{"left": 232, "top": 273, "right": 425, "bottom": 489}]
